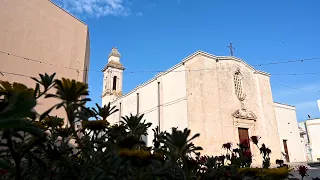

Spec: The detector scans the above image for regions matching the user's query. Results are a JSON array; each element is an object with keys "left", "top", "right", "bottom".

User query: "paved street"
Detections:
[{"left": 291, "top": 167, "right": 320, "bottom": 180}]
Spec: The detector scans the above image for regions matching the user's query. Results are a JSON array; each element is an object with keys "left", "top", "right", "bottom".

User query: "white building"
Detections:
[
  {"left": 101, "top": 48, "right": 306, "bottom": 165},
  {"left": 299, "top": 119, "right": 320, "bottom": 162},
  {"left": 274, "top": 103, "right": 307, "bottom": 163}
]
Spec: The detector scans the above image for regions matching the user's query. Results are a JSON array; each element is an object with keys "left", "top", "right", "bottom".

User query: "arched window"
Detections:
[
  {"left": 234, "top": 69, "right": 245, "bottom": 101},
  {"left": 112, "top": 76, "right": 117, "bottom": 90}
]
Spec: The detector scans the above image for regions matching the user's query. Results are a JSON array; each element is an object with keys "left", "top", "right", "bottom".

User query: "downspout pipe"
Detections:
[{"left": 157, "top": 82, "right": 161, "bottom": 131}]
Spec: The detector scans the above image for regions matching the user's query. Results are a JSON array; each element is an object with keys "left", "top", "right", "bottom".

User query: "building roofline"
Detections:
[
  {"left": 49, "top": 0, "right": 87, "bottom": 27},
  {"left": 305, "top": 118, "right": 320, "bottom": 121},
  {"left": 194, "top": 51, "right": 270, "bottom": 76},
  {"left": 106, "top": 50, "right": 271, "bottom": 103},
  {"left": 274, "top": 102, "right": 296, "bottom": 108},
  {"left": 303, "top": 118, "right": 320, "bottom": 126},
  {"left": 299, "top": 118, "right": 320, "bottom": 125}
]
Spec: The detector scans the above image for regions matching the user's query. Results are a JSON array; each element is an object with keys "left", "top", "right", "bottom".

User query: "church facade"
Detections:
[{"left": 101, "top": 48, "right": 306, "bottom": 165}]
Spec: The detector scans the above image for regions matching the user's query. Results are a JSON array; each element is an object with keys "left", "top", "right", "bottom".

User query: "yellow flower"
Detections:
[
  {"left": 81, "top": 120, "right": 109, "bottom": 131},
  {"left": 153, "top": 152, "right": 165, "bottom": 160},
  {"left": 238, "top": 167, "right": 261, "bottom": 175},
  {"left": 71, "top": 154, "right": 81, "bottom": 161},
  {"left": 34, "top": 121, "right": 46, "bottom": 129},
  {"left": 238, "top": 167, "right": 292, "bottom": 179},
  {"left": 33, "top": 117, "right": 64, "bottom": 129},
  {"left": 259, "top": 167, "right": 292, "bottom": 179},
  {"left": 55, "top": 127, "right": 73, "bottom": 137},
  {"left": 119, "top": 149, "right": 152, "bottom": 160},
  {"left": 42, "top": 116, "right": 64, "bottom": 128},
  {"left": 0, "top": 81, "right": 34, "bottom": 98}
]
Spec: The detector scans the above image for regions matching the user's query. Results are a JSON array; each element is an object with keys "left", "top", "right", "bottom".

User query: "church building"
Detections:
[{"left": 101, "top": 47, "right": 307, "bottom": 165}]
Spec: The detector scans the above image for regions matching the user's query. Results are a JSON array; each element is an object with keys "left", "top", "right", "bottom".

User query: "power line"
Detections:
[
  {"left": 272, "top": 80, "right": 320, "bottom": 95},
  {"left": 253, "top": 57, "right": 320, "bottom": 67},
  {"left": 1, "top": 69, "right": 320, "bottom": 98},
  {"left": 0, "top": 71, "right": 36, "bottom": 78},
  {"left": 2, "top": 66, "right": 320, "bottom": 81},
  {"left": 272, "top": 72, "right": 320, "bottom": 76},
  {"left": 139, "top": 96, "right": 187, "bottom": 115},
  {"left": 2, "top": 49, "right": 320, "bottom": 95},
  {"left": 0, "top": 50, "right": 99, "bottom": 73},
  {"left": 1, "top": 49, "right": 320, "bottom": 74}
]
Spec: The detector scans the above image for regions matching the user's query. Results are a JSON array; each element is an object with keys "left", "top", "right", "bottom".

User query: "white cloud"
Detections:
[
  {"left": 136, "top": 12, "right": 143, "bottom": 16},
  {"left": 53, "top": 0, "right": 130, "bottom": 18}
]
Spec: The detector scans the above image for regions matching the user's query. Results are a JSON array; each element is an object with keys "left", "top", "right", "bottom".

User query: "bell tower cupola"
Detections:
[{"left": 101, "top": 47, "right": 125, "bottom": 106}]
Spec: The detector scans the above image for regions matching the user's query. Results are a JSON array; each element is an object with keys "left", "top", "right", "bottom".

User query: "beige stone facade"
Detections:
[
  {"left": 183, "top": 52, "right": 281, "bottom": 165},
  {"left": 0, "top": 0, "right": 90, "bottom": 124},
  {"left": 102, "top": 49, "right": 306, "bottom": 166}
]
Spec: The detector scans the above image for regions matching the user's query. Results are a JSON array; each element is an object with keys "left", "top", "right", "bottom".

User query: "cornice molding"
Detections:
[{"left": 101, "top": 61, "right": 125, "bottom": 72}]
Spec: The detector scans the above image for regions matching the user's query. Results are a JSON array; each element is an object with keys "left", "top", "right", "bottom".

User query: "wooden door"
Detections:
[
  {"left": 238, "top": 128, "right": 250, "bottom": 147},
  {"left": 283, "top": 140, "right": 290, "bottom": 162}
]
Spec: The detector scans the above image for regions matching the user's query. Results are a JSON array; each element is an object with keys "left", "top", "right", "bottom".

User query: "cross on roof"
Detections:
[{"left": 227, "top": 43, "right": 235, "bottom": 56}]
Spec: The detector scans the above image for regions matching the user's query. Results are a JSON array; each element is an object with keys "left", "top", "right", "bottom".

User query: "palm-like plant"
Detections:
[
  {"left": 31, "top": 73, "right": 56, "bottom": 99},
  {"left": 91, "top": 103, "right": 119, "bottom": 121},
  {"left": 159, "top": 128, "right": 203, "bottom": 162},
  {"left": 107, "top": 124, "right": 127, "bottom": 142},
  {"left": 0, "top": 81, "right": 36, "bottom": 119},
  {"left": 0, "top": 78, "right": 53, "bottom": 180},
  {"left": 46, "top": 78, "right": 90, "bottom": 123},
  {"left": 121, "top": 114, "right": 151, "bottom": 138},
  {"left": 51, "top": 78, "right": 89, "bottom": 103}
]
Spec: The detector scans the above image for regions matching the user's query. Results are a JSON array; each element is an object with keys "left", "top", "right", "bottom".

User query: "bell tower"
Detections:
[{"left": 101, "top": 47, "right": 125, "bottom": 106}]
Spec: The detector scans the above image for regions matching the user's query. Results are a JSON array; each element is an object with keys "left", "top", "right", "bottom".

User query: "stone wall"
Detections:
[{"left": 0, "top": 0, "right": 90, "bottom": 125}]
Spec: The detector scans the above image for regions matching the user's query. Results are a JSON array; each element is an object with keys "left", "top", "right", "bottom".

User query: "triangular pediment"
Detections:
[{"left": 232, "top": 108, "right": 257, "bottom": 120}]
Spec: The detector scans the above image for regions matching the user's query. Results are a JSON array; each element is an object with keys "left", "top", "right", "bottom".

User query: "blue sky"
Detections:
[{"left": 53, "top": 0, "right": 320, "bottom": 121}]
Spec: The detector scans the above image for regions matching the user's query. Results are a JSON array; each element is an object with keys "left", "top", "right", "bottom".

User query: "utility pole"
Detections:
[{"left": 227, "top": 43, "right": 235, "bottom": 56}]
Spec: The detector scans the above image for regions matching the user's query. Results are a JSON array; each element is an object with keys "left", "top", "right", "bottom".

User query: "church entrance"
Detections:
[{"left": 238, "top": 128, "right": 250, "bottom": 147}]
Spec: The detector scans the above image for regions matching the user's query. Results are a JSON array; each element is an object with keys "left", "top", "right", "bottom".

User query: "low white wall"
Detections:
[{"left": 305, "top": 119, "right": 320, "bottom": 162}]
